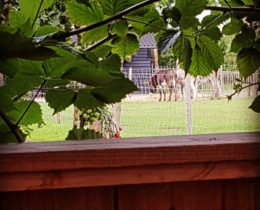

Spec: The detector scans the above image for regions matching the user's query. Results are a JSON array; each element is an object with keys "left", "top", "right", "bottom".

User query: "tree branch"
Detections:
[{"left": 35, "top": 0, "right": 159, "bottom": 43}]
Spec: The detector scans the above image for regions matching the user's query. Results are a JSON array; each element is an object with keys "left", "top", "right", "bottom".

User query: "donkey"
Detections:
[{"left": 149, "top": 69, "right": 177, "bottom": 101}]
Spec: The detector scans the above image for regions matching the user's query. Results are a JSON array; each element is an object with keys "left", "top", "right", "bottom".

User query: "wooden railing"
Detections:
[{"left": 0, "top": 132, "right": 260, "bottom": 210}]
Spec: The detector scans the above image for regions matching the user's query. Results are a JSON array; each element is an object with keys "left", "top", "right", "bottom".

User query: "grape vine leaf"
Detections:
[
  {"left": 0, "top": 31, "right": 57, "bottom": 60},
  {"left": 197, "top": 35, "right": 224, "bottom": 70},
  {"left": 20, "top": 0, "right": 55, "bottom": 25},
  {"left": 237, "top": 48, "right": 260, "bottom": 78},
  {"left": 74, "top": 89, "right": 102, "bottom": 110},
  {"left": 176, "top": 0, "right": 207, "bottom": 16},
  {"left": 7, "top": 101, "right": 44, "bottom": 126},
  {"left": 113, "top": 20, "right": 129, "bottom": 37},
  {"left": 158, "top": 30, "right": 181, "bottom": 53},
  {"left": 66, "top": 0, "right": 103, "bottom": 25},
  {"left": 45, "top": 88, "right": 76, "bottom": 114},
  {"left": 111, "top": 33, "right": 139, "bottom": 61},
  {"left": 222, "top": 18, "right": 242, "bottom": 35},
  {"left": 189, "top": 45, "right": 213, "bottom": 76},
  {"left": 66, "top": 128, "right": 102, "bottom": 140},
  {"left": 82, "top": 25, "right": 108, "bottom": 45},
  {"left": 230, "top": 27, "right": 256, "bottom": 53},
  {"left": 249, "top": 95, "right": 260, "bottom": 113},
  {"left": 92, "top": 79, "right": 138, "bottom": 103}
]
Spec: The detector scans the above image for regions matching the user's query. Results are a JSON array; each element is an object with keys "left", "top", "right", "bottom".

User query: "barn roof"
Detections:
[{"left": 140, "top": 33, "right": 157, "bottom": 48}]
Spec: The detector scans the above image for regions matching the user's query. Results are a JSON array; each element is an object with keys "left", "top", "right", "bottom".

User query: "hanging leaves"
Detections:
[
  {"left": 249, "top": 95, "right": 260, "bottom": 113},
  {"left": 189, "top": 45, "right": 213, "bottom": 76},
  {"left": 65, "top": 0, "right": 103, "bottom": 25},
  {"left": 237, "top": 48, "right": 260, "bottom": 78},
  {"left": 158, "top": 30, "right": 181, "bottom": 53},
  {"left": 45, "top": 88, "right": 76, "bottom": 114},
  {"left": 111, "top": 33, "right": 139, "bottom": 61}
]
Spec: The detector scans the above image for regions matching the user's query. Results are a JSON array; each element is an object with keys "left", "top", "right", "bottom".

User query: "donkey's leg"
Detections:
[
  {"left": 159, "top": 89, "right": 162, "bottom": 101},
  {"left": 163, "top": 89, "right": 167, "bottom": 101},
  {"left": 168, "top": 88, "right": 173, "bottom": 101}
]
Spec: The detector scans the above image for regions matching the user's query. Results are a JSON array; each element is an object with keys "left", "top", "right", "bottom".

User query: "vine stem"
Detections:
[
  {"left": 0, "top": 109, "right": 24, "bottom": 143},
  {"left": 227, "top": 82, "right": 260, "bottom": 100},
  {"left": 205, "top": 6, "right": 260, "bottom": 13},
  {"left": 193, "top": 12, "right": 226, "bottom": 35},
  {"left": 15, "top": 80, "right": 46, "bottom": 127},
  {"left": 32, "top": 0, "right": 44, "bottom": 28},
  {"left": 35, "top": 0, "right": 159, "bottom": 43},
  {"left": 123, "top": 17, "right": 168, "bottom": 32}
]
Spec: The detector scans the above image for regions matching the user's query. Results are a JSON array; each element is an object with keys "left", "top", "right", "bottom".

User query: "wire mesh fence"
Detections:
[{"left": 31, "top": 68, "right": 260, "bottom": 141}]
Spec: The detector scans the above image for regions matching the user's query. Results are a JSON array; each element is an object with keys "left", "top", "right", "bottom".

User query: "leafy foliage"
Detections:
[
  {"left": 0, "top": 0, "right": 259, "bottom": 143},
  {"left": 158, "top": 0, "right": 260, "bottom": 111}
]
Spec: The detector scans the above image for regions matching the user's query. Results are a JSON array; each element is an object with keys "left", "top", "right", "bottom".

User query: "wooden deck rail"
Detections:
[{"left": 0, "top": 132, "right": 260, "bottom": 210}]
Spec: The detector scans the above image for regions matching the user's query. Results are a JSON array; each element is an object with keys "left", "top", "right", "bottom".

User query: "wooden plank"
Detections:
[
  {"left": 172, "top": 181, "right": 222, "bottom": 210},
  {"left": 117, "top": 183, "right": 172, "bottom": 210},
  {"left": 0, "top": 160, "right": 259, "bottom": 192},
  {"left": 222, "top": 179, "right": 259, "bottom": 210},
  {"left": 0, "top": 186, "right": 114, "bottom": 210},
  {"left": 0, "top": 133, "right": 259, "bottom": 173}
]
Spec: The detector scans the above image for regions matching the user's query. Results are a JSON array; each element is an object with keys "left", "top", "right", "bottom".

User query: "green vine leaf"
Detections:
[
  {"left": 113, "top": 20, "right": 129, "bottom": 37},
  {"left": 181, "top": 37, "right": 192, "bottom": 72},
  {"left": 66, "top": 128, "right": 102, "bottom": 140},
  {"left": 249, "top": 96, "right": 260, "bottom": 113},
  {"left": 237, "top": 47, "right": 260, "bottom": 78},
  {"left": 82, "top": 25, "right": 108, "bottom": 45},
  {"left": 158, "top": 30, "right": 181, "bottom": 53},
  {"left": 66, "top": 0, "right": 103, "bottom": 25},
  {"left": 222, "top": 17, "right": 243, "bottom": 35},
  {"left": 230, "top": 27, "right": 256, "bottom": 53},
  {"left": 92, "top": 78, "right": 138, "bottom": 103},
  {"left": 0, "top": 31, "right": 57, "bottom": 60},
  {"left": 202, "top": 26, "right": 222, "bottom": 41},
  {"left": 45, "top": 88, "right": 76, "bottom": 114},
  {"left": 8, "top": 101, "right": 44, "bottom": 126},
  {"left": 189, "top": 45, "right": 212, "bottom": 76},
  {"left": 20, "top": 0, "right": 55, "bottom": 25},
  {"left": 100, "top": 0, "right": 141, "bottom": 16},
  {"left": 74, "top": 89, "right": 102, "bottom": 110},
  {"left": 197, "top": 35, "right": 224, "bottom": 70},
  {"left": 176, "top": 0, "right": 207, "bottom": 16},
  {"left": 111, "top": 33, "right": 139, "bottom": 61}
]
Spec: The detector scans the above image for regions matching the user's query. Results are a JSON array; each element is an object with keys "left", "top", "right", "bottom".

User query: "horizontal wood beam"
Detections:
[{"left": 0, "top": 132, "right": 259, "bottom": 191}]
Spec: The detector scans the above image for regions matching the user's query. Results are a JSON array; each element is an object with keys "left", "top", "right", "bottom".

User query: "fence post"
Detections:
[
  {"left": 185, "top": 74, "right": 192, "bottom": 135},
  {"left": 128, "top": 67, "right": 133, "bottom": 81}
]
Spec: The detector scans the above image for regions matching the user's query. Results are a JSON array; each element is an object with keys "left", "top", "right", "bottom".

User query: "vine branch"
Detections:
[
  {"left": 0, "top": 109, "right": 24, "bottom": 143},
  {"left": 35, "top": 0, "right": 159, "bottom": 43},
  {"left": 123, "top": 17, "right": 168, "bottom": 32},
  {"left": 15, "top": 80, "right": 46, "bottom": 127},
  {"left": 205, "top": 5, "right": 260, "bottom": 13},
  {"left": 227, "top": 81, "right": 260, "bottom": 101},
  {"left": 32, "top": 0, "right": 44, "bottom": 28}
]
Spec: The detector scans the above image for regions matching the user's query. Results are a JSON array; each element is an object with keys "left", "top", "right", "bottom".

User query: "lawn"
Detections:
[{"left": 28, "top": 97, "right": 260, "bottom": 141}]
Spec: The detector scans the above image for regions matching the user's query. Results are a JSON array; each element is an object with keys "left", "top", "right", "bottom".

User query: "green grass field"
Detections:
[{"left": 28, "top": 97, "right": 260, "bottom": 141}]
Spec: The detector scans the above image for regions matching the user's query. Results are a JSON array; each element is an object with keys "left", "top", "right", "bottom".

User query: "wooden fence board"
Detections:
[
  {"left": 0, "top": 187, "right": 114, "bottom": 210},
  {"left": 172, "top": 181, "right": 222, "bottom": 210},
  {"left": 222, "top": 179, "right": 259, "bottom": 210},
  {"left": 0, "top": 133, "right": 259, "bottom": 210},
  {"left": 0, "top": 132, "right": 259, "bottom": 173},
  {"left": 117, "top": 183, "right": 172, "bottom": 210}
]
